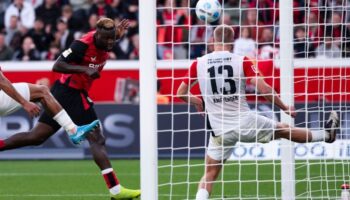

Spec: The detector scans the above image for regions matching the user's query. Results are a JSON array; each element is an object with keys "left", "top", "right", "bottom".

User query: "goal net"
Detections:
[{"left": 150, "top": 0, "right": 350, "bottom": 199}]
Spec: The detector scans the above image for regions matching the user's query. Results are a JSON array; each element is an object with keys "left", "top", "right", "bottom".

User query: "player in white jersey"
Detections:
[
  {"left": 0, "top": 67, "right": 99, "bottom": 146},
  {"left": 177, "top": 25, "right": 340, "bottom": 200}
]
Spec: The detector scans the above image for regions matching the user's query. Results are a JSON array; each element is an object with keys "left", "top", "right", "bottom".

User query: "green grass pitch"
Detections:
[{"left": 0, "top": 159, "right": 348, "bottom": 199}]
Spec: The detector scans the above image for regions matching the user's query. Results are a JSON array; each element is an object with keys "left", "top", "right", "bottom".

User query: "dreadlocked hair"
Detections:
[{"left": 96, "top": 18, "right": 115, "bottom": 31}]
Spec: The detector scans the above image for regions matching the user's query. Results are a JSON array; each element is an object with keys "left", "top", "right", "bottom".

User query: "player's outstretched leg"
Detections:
[
  {"left": 86, "top": 128, "right": 140, "bottom": 199},
  {"left": 274, "top": 111, "right": 339, "bottom": 143},
  {"left": 69, "top": 119, "right": 100, "bottom": 145}
]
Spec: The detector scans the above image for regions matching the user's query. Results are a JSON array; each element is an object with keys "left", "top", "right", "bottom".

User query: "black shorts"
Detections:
[{"left": 39, "top": 81, "right": 98, "bottom": 132}]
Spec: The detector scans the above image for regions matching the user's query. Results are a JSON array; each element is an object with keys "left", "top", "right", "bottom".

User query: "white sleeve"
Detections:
[
  {"left": 4, "top": 6, "right": 16, "bottom": 29},
  {"left": 21, "top": 3, "right": 35, "bottom": 29}
]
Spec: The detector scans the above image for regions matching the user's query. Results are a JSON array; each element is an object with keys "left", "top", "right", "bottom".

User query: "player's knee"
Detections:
[
  {"left": 39, "top": 85, "right": 51, "bottom": 97},
  {"left": 33, "top": 85, "right": 50, "bottom": 100}
]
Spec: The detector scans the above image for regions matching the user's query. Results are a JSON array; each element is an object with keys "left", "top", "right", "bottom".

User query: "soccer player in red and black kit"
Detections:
[{"left": 0, "top": 18, "right": 140, "bottom": 199}]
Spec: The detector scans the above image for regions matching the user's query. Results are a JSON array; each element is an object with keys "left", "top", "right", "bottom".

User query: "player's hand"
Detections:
[
  {"left": 193, "top": 97, "right": 204, "bottom": 116},
  {"left": 85, "top": 68, "right": 100, "bottom": 79},
  {"left": 116, "top": 19, "right": 129, "bottom": 40},
  {"left": 284, "top": 105, "right": 297, "bottom": 118},
  {"left": 23, "top": 101, "right": 41, "bottom": 118}
]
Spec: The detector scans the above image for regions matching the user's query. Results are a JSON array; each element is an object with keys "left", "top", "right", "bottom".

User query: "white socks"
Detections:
[
  {"left": 196, "top": 188, "right": 209, "bottom": 200},
  {"left": 53, "top": 110, "right": 77, "bottom": 135},
  {"left": 109, "top": 185, "right": 121, "bottom": 195},
  {"left": 311, "top": 130, "right": 330, "bottom": 142}
]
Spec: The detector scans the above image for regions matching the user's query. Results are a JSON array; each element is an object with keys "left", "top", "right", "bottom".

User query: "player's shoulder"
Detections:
[{"left": 79, "top": 31, "right": 96, "bottom": 44}]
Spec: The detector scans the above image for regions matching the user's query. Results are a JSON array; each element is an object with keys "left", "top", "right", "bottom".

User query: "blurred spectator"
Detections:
[
  {"left": 325, "top": 0, "right": 348, "bottom": 19},
  {"left": 325, "top": 12, "right": 344, "bottom": 40},
  {"left": 0, "top": 32, "right": 14, "bottom": 60},
  {"left": 5, "top": 0, "right": 35, "bottom": 30},
  {"left": 9, "top": 32, "right": 22, "bottom": 52},
  {"left": 55, "top": 17, "right": 74, "bottom": 51},
  {"left": 61, "top": 4, "right": 82, "bottom": 32},
  {"left": 129, "top": 34, "right": 139, "bottom": 60},
  {"left": 26, "top": 18, "right": 53, "bottom": 53},
  {"left": 249, "top": 0, "right": 277, "bottom": 25},
  {"left": 110, "top": 0, "right": 123, "bottom": 15},
  {"left": 326, "top": 12, "right": 348, "bottom": 56},
  {"left": 25, "top": 0, "right": 43, "bottom": 8},
  {"left": 35, "top": 0, "right": 60, "bottom": 30},
  {"left": 89, "top": 0, "right": 116, "bottom": 19},
  {"left": 190, "top": 19, "right": 213, "bottom": 59},
  {"left": 5, "top": 15, "right": 20, "bottom": 46},
  {"left": 219, "top": 13, "right": 233, "bottom": 26},
  {"left": 110, "top": 33, "right": 133, "bottom": 60},
  {"left": 157, "top": 80, "right": 169, "bottom": 104},
  {"left": 122, "top": 0, "right": 138, "bottom": 35},
  {"left": 306, "top": 11, "right": 322, "bottom": 48},
  {"left": 13, "top": 36, "right": 40, "bottom": 61},
  {"left": 45, "top": 42, "right": 60, "bottom": 60},
  {"left": 0, "top": 1, "right": 11, "bottom": 13},
  {"left": 69, "top": 0, "right": 92, "bottom": 11},
  {"left": 223, "top": 0, "right": 244, "bottom": 25},
  {"left": 0, "top": 0, "right": 11, "bottom": 31},
  {"left": 293, "top": 0, "right": 305, "bottom": 24},
  {"left": 83, "top": 13, "right": 98, "bottom": 32},
  {"left": 234, "top": 27, "right": 256, "bottom": 57},
  {"left": 315, "top": 37, "right": 341, "bottom": 58},
  {"left": 343, "top": 24, "right": 350, "bottom": 57},
  {"left": 293, "top": 26, "right": 315, "bottom": 58},
  {"left": 258, "top": 27, "right": 279, "bottom": 59},
  {"left": 157, "top": 0, "right": 189, "bottom": 59},
  {"left": 242, "top": 9, "right": 264, "bottom": 41}
]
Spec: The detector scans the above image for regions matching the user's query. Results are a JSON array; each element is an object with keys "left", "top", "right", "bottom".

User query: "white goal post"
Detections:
[
  {"left": 279, "top": 0, "right": 296, "bottom": 199},
  {"left": 139, "top": 1, "right": 158, "bottom": 200}
]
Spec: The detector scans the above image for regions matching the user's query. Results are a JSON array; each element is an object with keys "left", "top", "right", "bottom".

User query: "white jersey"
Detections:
[{"left": 195, "top": 51, "right": 258, "bottom": 136}]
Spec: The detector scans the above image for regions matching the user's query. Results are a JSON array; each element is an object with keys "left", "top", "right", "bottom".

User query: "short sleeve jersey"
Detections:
[
  {"left": 183, "top": 51, "right": 260, "bottom": 136},
  {"left": 59, "top": 31, "right": 109, "bottom": 91}
]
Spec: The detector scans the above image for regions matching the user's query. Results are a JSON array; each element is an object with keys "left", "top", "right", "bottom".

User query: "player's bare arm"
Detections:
[
  {"left": 0, "top": 71, "right": 41, "bottom": 117},
  {"left": 177, "top": 81, "right": 204, "bottom": 113},
  {"left": 250, "top": 76, "right": 296, "bottom": 118}
]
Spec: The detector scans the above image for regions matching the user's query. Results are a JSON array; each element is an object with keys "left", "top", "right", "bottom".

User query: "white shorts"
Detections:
[
  {"left": 0, "top": 83, "right": 30, "bottom": 116},
  {"left": 207, "top": 113, "right": 277, "bottom": 161}
]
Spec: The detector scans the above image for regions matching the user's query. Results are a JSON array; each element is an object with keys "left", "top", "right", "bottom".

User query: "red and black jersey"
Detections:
[{"left": 59, "top": 31, "right": 109, "bottom": 91}]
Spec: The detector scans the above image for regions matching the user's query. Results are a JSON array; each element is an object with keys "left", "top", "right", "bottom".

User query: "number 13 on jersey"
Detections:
[{"left": 207, "top": 65, "right": 237, "bottom": 95}]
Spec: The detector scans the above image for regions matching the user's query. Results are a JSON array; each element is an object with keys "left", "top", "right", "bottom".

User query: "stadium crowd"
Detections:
[
  {"left": 0, "top": 0, "right": 349, "bottom": 61},
  {"left": 0, "top": 0, "right": 139, "bottom": 61},
  {"left": 157, "top": 0, "right": 350, "bottom": 59}
]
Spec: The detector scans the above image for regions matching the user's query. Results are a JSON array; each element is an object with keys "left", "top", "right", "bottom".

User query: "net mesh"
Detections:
[{"left": 155, "top": 0, "right": 350, "bottom": 199}]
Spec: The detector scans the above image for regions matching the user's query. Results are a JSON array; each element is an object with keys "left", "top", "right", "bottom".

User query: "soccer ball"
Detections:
[{"left": 195, "top": 0, "right": 222, "bottom": 23}]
